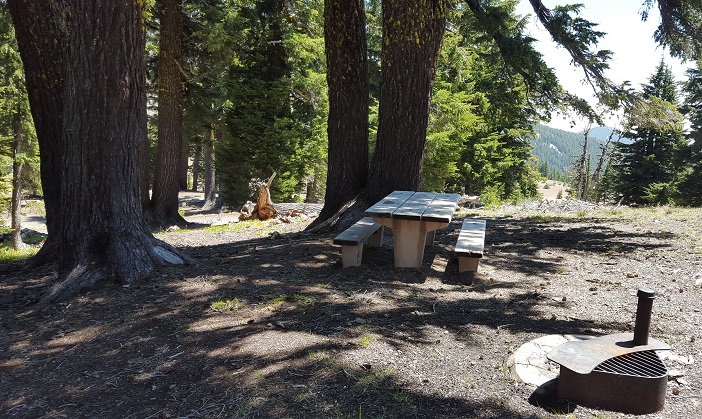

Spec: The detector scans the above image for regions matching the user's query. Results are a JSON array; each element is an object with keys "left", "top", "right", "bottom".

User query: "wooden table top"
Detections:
[{"left": 364, "top": 191, "right": 460, "bottom": 224}]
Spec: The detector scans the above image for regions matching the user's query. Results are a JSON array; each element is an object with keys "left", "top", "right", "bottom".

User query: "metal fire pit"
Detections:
[{"left": 547, "top": 289, "right": 670, "bottom": 414}]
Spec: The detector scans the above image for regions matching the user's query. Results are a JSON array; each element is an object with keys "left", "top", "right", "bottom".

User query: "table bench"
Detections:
[
  {"left": 455, "top": 219, "right": 486, "bottom": 272},
  {"left": 333, "top": 217, "right": 384, "bottom": 268}
]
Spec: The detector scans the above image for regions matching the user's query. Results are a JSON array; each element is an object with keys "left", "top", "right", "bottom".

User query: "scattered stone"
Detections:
[
  {"left": 658, "top": 351, "right": 695, "bottom": 365},
  {"left": 676, "top": 377, "right": 690, "bottom": 386}
]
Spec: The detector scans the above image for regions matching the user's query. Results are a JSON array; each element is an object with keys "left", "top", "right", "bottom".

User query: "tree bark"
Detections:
[
  {"left": 305, "top": 176, "right": 317, "bottom": 203},
  {"left": 9, "top": 0, "right": 191, "bottom": 302},
  {"left": 150, "top": 0, "right": 187, "bottom": 227},
  {"left": 179, "top": 140, "right": 189, "bottom": 190},
  {"left": 11, "top": 104, "right": 24, "bottom": 250},
  {"left": 365, "top": 0, "right": 447, "bottom": 203},
  {"left": 7, "top": 0, "right": 64, "bottom": 263},
  {"left": 191, "top": 141, "right": 201, "bottom": 192},
  {"left": 309, "top": 0, "right": 369, "bottom": 228},
  {"left": 202, "top": 128, "right": 217, "bottom": 211}
]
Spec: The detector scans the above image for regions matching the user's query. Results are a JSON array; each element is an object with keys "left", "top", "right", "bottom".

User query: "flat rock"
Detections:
[{"left": 505, "top": 334, "right": 593, "bottom": 387}]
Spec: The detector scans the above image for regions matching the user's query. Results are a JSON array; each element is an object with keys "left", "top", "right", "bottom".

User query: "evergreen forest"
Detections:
[
  {"left": 2, "top": 2, "right": 702, "bottom": 216},
  {"left": 1, "top": 0, "right": 702, "bottom": 300}
]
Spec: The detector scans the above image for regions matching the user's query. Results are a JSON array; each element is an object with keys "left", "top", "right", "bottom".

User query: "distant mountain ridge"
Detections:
[{"left": 528, "top": 124, "right": 614, "bottom": 175}]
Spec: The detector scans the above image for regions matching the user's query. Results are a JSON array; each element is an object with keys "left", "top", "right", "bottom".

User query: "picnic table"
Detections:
[{"left": 364, "top": 190, "right": 460, "bottom": 268}]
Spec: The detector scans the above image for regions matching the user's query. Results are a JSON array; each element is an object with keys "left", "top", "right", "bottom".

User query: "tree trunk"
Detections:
[
  {"left": 150, "top": 0, "right": 187, "bottom": 227},
  {"left": 191, "top": 141, "right": 201, "bottom": 192},
  {"left": 591, "top": 129, "right": 618, "bottom": 198},
  {"left": 202, "top": 128, "right": 217, "bottom": 211},
  {"left": 365, "top": 0, "right": 447, "bottom": 203},
  {"left": 11, "top": 105, "right": 24, "bottom": 250},
  {"left": 179, "top": 140, "right": 189, "bottom": 190},
  {"left": 10, "top": 0, "right": 190, "bottom": 303},
  {"left": 7, "top": 0, "right": 64, "bottom": 263},
  {"left": 309, "top": 0, "right": 369, "bottom": 228},
  {"left": 305, "top": 176, "right": 317, "bottom": 203},
  {"left": 575, "top": 126, "right": 590, "bottom": 201}
]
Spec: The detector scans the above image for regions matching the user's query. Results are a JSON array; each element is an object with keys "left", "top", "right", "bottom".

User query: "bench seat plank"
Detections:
[
  {"left": 455, "top": 219, "right": 486, "bottom": 272},
  {"left": 333, "top": 217, "right": 382, "bottom": 245},
  {"left": 334, "top": 217, "right": 384, "bottom": 267}
]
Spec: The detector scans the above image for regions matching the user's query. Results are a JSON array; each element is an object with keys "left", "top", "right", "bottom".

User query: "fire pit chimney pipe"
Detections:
[{"left": 633, "top": 288, "right": 655, "bottom": 346}]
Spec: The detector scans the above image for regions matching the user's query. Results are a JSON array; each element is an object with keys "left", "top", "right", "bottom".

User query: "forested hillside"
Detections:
[{"left": 529, "top": 124, "right": 612, "bottom": 179}]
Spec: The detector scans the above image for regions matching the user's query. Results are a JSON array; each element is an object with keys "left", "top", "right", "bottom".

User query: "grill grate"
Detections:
[{"left": 593, "top": 350, "right": 667, "bottom": 378}]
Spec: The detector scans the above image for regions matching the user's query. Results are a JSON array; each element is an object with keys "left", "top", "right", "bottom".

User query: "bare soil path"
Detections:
[{"left": 1, "top": 201, "right": 700, "bottom": 418}]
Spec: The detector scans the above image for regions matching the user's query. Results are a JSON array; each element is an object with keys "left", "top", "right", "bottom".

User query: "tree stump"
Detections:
[{"left": 241, "top": 172, "right": 278, "bottom": 221}]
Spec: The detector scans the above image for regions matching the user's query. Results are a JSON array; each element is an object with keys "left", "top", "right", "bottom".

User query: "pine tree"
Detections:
[
  {"left": 0, "top": 4, "right": 39, "bottom": 249},
  {"left": 610, "top": 59, "right": 687, "bottom": 205},
  {"left": 678, "top": 64, "right": 702, "bottom": 205}
]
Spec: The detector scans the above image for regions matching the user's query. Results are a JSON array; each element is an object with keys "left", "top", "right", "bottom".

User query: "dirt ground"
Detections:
[
  {"left": 1, "top": 198, "right": 701, "bottom": 419},
  {"left": 538, "top": 181, "right": 569, "bottom": 201}
]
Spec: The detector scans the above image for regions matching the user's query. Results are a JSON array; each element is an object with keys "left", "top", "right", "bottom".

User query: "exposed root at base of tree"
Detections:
[
  {"left": 40, "top": 237, "right": 194, "bottom": 304},
  {"left": 23, "top": 237, "right": 59, "bottom": 269},
  {"left": 305, "top": 198, "right": 369, "bottom": 233},
  {"left": 41, "top": 264, "right": 107, "bottom": 304},
  {"left": 145, "top": 212, "right": 193, "bottom": 231}
]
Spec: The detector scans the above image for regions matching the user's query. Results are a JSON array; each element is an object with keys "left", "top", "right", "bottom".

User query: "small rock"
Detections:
[
  {"left": 672, "top": 387, "right": 681, "bottom": 395},
  {"left": 354, "top": 317, "right": 367, "bottom": 324}
]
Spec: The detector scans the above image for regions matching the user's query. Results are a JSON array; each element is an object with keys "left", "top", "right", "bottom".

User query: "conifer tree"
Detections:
[
  {"left": 0, "top": 4, "right": 39, "bottom": 249},
  {"left": 610, "top": 60, "right": 687, "bottom": 204},
  {"left": 678, "top": 64, "right": 702, "bottom": 205}
]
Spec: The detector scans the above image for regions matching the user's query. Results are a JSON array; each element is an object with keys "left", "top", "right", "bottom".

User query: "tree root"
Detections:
[
  {"left": 41, "top": 264, "right": 107, "bottom": 304},
  {"left": 305, "top": 199, "right": 356, "bottom": 233},
  {"left": 23, "top": 237, "right": 59, "bottom": 270},
  {"left": 40, "top": 237, "right": 195, "bottom": 304},
  {"left": 150, "top": 237, "right": 197, "bottom": 265}
]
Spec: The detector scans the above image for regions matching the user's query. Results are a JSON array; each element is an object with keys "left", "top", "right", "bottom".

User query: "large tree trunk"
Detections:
[
  {"left": 149, "top": 0, "right": 187, "bottom": 228},
  {"left": 311, "top": 0, "right": 446, "bottom": 231},
  {"left": 7, "top": 0, "right": 64, "bottom": 264},
  {"left": 365, "top": 0, "right": 447, "bottom": 203},
  {"left": 9, "top": 0, "right": 190, "bottom": 303},
  {"left": 308, "top": 0, "right": 369, "bottom": 228}
]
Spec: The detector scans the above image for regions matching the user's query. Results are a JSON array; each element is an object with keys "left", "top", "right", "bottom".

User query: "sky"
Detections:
[{"left": 514, "top": 0, "right": 693, "bottom": 132}]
